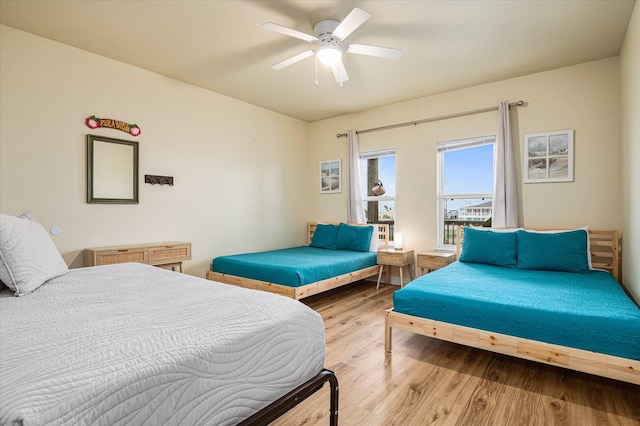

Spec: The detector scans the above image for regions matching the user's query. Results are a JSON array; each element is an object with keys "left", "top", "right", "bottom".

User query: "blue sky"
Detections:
[
  {"left": 444, "top": 144, "right": 493, "bottom": 194},
  {"left": 443, "top": 144, "right": 493, "bottom": 211}
]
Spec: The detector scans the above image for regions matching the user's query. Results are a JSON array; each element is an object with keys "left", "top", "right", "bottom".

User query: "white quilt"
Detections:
[{"left": 0, "top": 263, "right": 326, "bottom": 425}]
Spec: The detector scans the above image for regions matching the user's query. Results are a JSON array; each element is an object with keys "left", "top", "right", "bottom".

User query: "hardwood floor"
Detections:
[{"left": 272, "top": 280, "right": 640, "bottom": 426}]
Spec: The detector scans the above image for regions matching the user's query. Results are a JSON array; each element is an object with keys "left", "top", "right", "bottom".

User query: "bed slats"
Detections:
[{"left": 589, "top": 229, "right": 620, "bottom": 281}]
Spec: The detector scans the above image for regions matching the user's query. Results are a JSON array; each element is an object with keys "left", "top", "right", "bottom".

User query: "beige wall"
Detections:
[
  {"left": 0, "top": 25, "right": 309, "bottom": 277},
  {"left": 308, "top": 58, "right": 624, "bottom": 287},
  {"left": 621, "top": 3, "right": 640, "bottom": 302}
]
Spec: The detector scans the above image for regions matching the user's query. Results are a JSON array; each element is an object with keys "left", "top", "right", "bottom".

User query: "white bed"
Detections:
[{"left": 0, "top": 262, "right": 327, "bottom": 425}]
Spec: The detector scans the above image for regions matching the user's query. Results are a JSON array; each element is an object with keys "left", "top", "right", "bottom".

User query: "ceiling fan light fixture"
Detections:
[
  {"left": 262, "top": 8, "right": 401, "bottom": 83},
  {"left": 317, "top": 45, "right": 342, "bottom": 66}
]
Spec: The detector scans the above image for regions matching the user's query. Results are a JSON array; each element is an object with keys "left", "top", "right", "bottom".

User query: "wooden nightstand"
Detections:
[
  {"left": 376, "top": 249, "right": 415, "bottom": 289},
  {"left": 417, "top": 251, "right": 456, "bottom": 275},
  {"left": 84, "top": 242, "right": 191, "bottom": 272}
]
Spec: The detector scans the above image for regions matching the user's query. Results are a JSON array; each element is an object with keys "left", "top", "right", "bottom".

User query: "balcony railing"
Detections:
[
  {"left": 367, "top": 219, "right": 488, "bottom": 247},
  {"left": 443, "top": 219, "right": 489, "bottom": 245}
]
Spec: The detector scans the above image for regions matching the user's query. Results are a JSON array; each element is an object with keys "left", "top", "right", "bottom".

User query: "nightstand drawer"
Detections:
[
  {"left": 417, "top": 254, "right": 450, "bottom": 268},
  {"left": 416, "top": 252, "right": 456, "bottom": 275},
  {"left": 378, "top": 251, "right": 410, "bottom": 266},
  {"left": 93, "top": 248, "right": 149, "bottom": 266},
  {"left": 149, "top": 244, "right": 191, "bottom": 265}
]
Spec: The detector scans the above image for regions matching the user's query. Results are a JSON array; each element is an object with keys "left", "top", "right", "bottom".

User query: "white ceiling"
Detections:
[{"left": 0, "top": 0, "right": 635, "bottom": 122}]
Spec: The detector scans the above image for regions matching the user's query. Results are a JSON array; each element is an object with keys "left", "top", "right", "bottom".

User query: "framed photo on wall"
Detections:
[
  {"left": 319, "top": 159, "right": 341, "bottom": 193},
  {"left": 523, "top": 129, "right": 574, "bottom": 183}
]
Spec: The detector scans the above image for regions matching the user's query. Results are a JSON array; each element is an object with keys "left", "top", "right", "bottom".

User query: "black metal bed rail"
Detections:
[{"left": 238, "top": 369, "right": 339, "bottom": 426}]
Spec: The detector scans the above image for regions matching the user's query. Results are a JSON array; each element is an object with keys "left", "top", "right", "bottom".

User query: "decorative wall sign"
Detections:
[
  {"left": 319, "top": 159, "right": 341, "bottom": 193},
  {"left": 523, "top": 129, "right": 573, "bottom": 183},
  {"left": 85, "top": 115, "right": 141, "bottom": 136}
]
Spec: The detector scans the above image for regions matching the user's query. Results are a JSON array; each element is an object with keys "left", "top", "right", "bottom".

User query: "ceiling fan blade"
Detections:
[
  {"left": 332, "top": 8, "right": 371, "bottom": 41},
  {"left": 330, "top": 60, "right": 349, "bottom": 83},
  {"left": 262, "top": 22, "right": 318, "bottom": 43},
  {"left": 270, "top": 50, "right": 315, "bottom": 70},
  {"left": 346, "top": 43, "right": 402, "bottom": 60}
]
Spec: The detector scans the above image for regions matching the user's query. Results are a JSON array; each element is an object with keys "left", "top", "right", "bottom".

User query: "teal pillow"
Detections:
[
  {"left": 517, "top": 229, "right": 590, "bottom": 273},
  {"left": 459, "top": 227, "right": 517, "bottom": 268},
  {"left": 336, "top": 223, "right": 373, "bottom": 252},
  {"left": 309, "top": 223, "right": 339, "bottom": 249}
]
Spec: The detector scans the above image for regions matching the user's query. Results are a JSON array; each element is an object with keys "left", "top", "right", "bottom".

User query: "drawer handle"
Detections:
[{"left": 118, "top": 249, "right": 129, "bottom": 252}]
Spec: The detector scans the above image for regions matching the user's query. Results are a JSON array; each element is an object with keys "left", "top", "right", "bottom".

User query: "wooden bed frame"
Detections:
[
  {"left": 207, "top": 222, "right": 389, "bottom": 300},
  {"left": 385, "top": 228, "right": 640, "bottom": 385}
]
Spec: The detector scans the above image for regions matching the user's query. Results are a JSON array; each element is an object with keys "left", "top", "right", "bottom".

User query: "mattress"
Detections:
[
  {"left": 0, "top": 263, "right": 326, "bottom": 425},
  {"left": 393, "top": 261, "right": 640, "bottom": 360},
  {"left": 211, "top": 246, "right": 378, "bottom": 287}
]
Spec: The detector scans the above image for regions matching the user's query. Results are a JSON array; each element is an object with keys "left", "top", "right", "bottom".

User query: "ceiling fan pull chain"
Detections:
[{"left": 315, "top": 56, "right": 319, "bottom": 87}]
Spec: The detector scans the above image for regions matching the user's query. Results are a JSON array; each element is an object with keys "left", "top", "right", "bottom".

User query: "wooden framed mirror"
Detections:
[{"left": 86, "top": 134, "right": 139, "bottom": 204}]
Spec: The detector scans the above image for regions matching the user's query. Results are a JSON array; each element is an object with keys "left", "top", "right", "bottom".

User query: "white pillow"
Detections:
[
  {"left": 368, "top": 225, "right": 380, "bottom": 251},
  {"left": 0, "top": 212, "right": 68, "bottom": 296},
  {"left": 470, "top": 227, "right": 524, "bottom": 232}
]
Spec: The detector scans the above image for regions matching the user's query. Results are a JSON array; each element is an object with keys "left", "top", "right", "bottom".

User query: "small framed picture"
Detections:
[
  {"left": 319, "top": 159, "right": 341, "bottom": 193},
  {"left": 523, "top": 130, "right": 573, "bottom": 183}
]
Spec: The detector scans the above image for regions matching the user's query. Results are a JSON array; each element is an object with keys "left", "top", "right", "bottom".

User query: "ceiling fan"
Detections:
[{"left": 262, "top": 7, "right": 402, "bottom": 84}]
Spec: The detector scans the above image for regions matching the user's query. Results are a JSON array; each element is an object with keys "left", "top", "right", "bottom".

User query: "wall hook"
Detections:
[{"left": 145, "top": 175, "right": 174, "bottom": 186}]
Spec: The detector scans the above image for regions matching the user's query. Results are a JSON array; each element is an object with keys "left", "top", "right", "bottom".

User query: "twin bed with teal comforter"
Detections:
[
  {"left": 212, "top": 246, "right": 378, "bottom": 288},
  {"left": 207, "top": 222, "right": 389, "bottom": 300},
  {"left": 386, "top": 227, "right": 640, "bottom": 385}
]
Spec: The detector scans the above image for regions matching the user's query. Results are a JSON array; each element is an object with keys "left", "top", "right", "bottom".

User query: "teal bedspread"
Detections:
[
  {"left": 211, "top": 246, "right": 378, "bottom": 288},
  {"left": 393, "top": 262, "right": 640, "bottom": 360}
]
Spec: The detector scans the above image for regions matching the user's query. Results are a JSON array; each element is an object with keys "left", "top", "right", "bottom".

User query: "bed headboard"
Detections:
[
  {"left": 307, "top": 222, "right": 390, "bottom": 250},
  {"left": 455, "top": 227, "right": 621, "bottom": 282}
]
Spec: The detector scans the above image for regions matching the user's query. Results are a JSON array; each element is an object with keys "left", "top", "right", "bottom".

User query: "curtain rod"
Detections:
[{"left": 336, "top": 100, "right": 525, "bottom": 138}]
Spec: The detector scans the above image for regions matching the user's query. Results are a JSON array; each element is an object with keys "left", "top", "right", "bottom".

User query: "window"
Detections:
[
  {"left": 360, "top": 149, "right": 396, "bottom": 235},
  {"left": 437, "top": 136, "right": 495, "bottom": 247}
]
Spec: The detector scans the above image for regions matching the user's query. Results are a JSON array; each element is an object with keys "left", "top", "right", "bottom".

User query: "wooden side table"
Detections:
[
  {"left": 416, "top": 251, "right": 456, "bottom": 275},
  {"left": 377, "top": 249, "right": 415, "bottom": 289}
]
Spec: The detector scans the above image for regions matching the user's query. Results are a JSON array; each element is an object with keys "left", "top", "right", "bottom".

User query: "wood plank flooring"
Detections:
[{"left": 272, "top": 280, "right": 640, "bottom": 426}]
